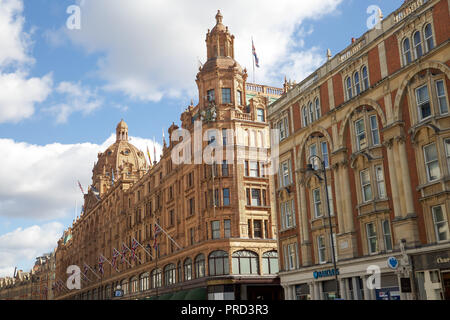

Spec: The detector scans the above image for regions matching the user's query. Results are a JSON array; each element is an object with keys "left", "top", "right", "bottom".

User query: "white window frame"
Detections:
[
  {"left": 326, "top": 185, "right": 334, "bottom": 216},
  {"left": 346, "top": 76, "right": 353, "bottom": 100},
  {"left": 415, "top": 84, "right": 431, "bottom": 121},
  {"left": 362, "top": 66, "right": 369, "bottom": 91},
  {"left": 375, "top": 165, "right": 387, "bottom": 199},
  {"left": 370, "top": 115, "right": 380, "bottom": 146},
  {"left": 445, "top": 139, "right": 450, "bottom": 174},
  {"left": 424, "top": 23, "right": 434, "bottom": 52},
  {"left": 366, "top": 222, "right": 378, "bottom": 254},
  {"left": 432, "top": 205, "right": 449, "bottom": 243},
  {"left": 435, "top": 80, "right": 448, "bottom": 115},
  {"left": 423, "top": 143, "right": 441, "bottom": 182},
  {"left": 315, "top": 98, "right": 321, "bottom": 120},
  {"left": 257, "top": 108, "right": 265, "bottom": 122},
  {"left": 354, "top": 71, "right": 361, "bottom": 96},
  {"left": 382, "top": 220, "right": 393, "bottom": 252},
  {"left": 413, "top": 30, "right": 423, "bottom": 59},
  {"left": 302, "top": 106, "right": 308, "bottom": 127},
  {"left": 317, "top": 236, "right": 326, "bottom": 264},
  {"left": 313, "top": 188, "right": 322, "bottom": 218},
  {"left": 321, "top": 141, "right": 329, "bottom": 169},
  {"left": 280, "top": 160, "right": 292, "bottom": 187},
  {"left": 360, "top": 169, "right": 373, "bottom": 203},
  {"left": 308, "top": 101, "right": 315, "bottom": 123},
  {"left": 355, "top": 118, "right": 366, "bottom": 151},
  {"left": 403, "top": 38, "right": 412, "bottom": 65}
]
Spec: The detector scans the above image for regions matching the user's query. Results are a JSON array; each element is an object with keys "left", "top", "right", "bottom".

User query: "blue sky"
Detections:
[{"left": 0, "top": 0, "right": 405, "bottom": 277}]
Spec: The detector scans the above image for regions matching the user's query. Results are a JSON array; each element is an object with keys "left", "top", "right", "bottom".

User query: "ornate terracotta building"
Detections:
[
  {"left": 268, "top": 0, "right": 450, "bottom": 300},
  {"left": 55, "top": 11, "right": 282, "bottom": 300}
]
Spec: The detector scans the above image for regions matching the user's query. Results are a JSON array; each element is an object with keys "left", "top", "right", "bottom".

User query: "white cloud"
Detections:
[
  {"left": 65, "top": 0, "right": 342, "bottom": 101},
  {"left": 0, "top": 72, "right": 53, "bottom": 123},
  {"left": 0, "top": 222, "right": 64, "bottom": 277},
  {"left": 0, "top": 0, "right": 32, "bottom": 68},
  {"left": 44, "top": 81, "right": 103, "bottom": 124},
  {"left": 0, "top": 134, "right": 162, "bottom": 221},
  {"left": 0, "top": 0, "right": 54, "bottom": 124}
]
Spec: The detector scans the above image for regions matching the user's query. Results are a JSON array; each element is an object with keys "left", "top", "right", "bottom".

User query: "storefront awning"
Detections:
[
  {"left": 184, "top": 287, "right": 207, "bottom": 300},
  {"left": 170, "top": 290, "right": 189, "bottom": 300},
  {"left": 157, "top": 293, "right": 173, "bottom": 300}
]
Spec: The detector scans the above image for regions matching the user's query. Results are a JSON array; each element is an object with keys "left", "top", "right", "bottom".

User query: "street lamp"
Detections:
[{"left": 306, "top": 155, "right": 340, "bottom": 300}]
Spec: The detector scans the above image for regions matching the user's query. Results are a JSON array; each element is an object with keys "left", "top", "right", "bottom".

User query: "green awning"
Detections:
[
  {"left": 157, "top": 293, "right": 173, "bottom": 300},
  {"left": 170, "top": 290, "right": 188, "bottom": 300},
  {"left": 184, "top": 287, "right": 207, "bottom": 300}
]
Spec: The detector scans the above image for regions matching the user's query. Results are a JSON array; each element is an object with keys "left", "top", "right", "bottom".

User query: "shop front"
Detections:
[{"left": 412, "top": 248, "right": 450, "bottom": 300}]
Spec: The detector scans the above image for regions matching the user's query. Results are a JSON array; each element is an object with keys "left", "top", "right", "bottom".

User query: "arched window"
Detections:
[
  {"left": 130, "top": 276, "right": 139, "bottom": 294},
  {"left": 184, "top": 258, "right": 193, "bottom": 281},
  {"left": 140, "top": 272, "right": 149, "bottom": 292},
  {"left": 403, "top": 38, "right": 412, "bottom": 65},
  {"left": 151, "top": 268, "right": 162, "bottom": 289},
  {"left": 354, "top": 71, "right": 361, "bottom": 96},
  {"left": 362, "top": 66, "right": 369, "bottom": 91},
  {"left": 177, "top": 261, "right": 182, "bottom": 283},
  {"left": 194, "top": 254, "right": 205, "bottom": 278},
  {"left": 308, "top": 101, "right": 314, "bottom": 123},
  {"left": 413, "top": 31, "right": 423, "bottom": 59},
  {"left": 121, "top": 279, "right": 129, "bottom": 295},
  {"left": 302, "top": 106, "right": 308, "bottom": 127},
  {"left": 424, "top": 23, "right": 434, "bottom": 52},
  {"left": 232, "top": 250, "right": 259, "bottom": 275},
  {"left": 164, "top": 264, "right": 176, "bottom": 286},
  {"left": 105, "top": 284, "right": 111, "bottom": 300},
  {"left": 262, "top": 251, "right": 279, "bottom": 275},
  {"left": 208, "top": 250, "right": 229, "bottom": 276},
  {"left": 314, "top": 98, "right": 321, "bottom": 120},
  {"left": 346, "top": 76, "right": 353, "bottom": 100}
]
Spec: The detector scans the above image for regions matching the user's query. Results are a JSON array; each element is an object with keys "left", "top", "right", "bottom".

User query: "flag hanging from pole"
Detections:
[
  {"left": 111, "top": 248, "right": 120, "bottom": 268},
  {"left": 91, "top": 185, "right": 101, "bottom": 201},
  {"left": 121, "top": 243, "right": 128, "bottom": 264},
  {"left": 111, "top": 169, "right": 115, "bottom": 185},
  {"left": 77, "top": 180, "right": 85, "bottom": 195},
  {"left": 252, "top": 39, "right": 260, "bottom": 68},
  {"left": 130, "top": 239, "right": 139, "bottom": 261},
  {"left": 98, "top": 256, "right": 105, "bottom": 275}
]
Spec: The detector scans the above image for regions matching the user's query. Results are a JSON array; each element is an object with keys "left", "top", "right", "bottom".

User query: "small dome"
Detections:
[{"left": 117, "top": 119, "right": 128, "bottom": 130}]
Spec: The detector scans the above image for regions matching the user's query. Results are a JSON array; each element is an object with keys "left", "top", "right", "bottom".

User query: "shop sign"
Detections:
[
  {"left": 313, "top": 268, "right": 339, "bottom": 279},
  {"left": 412, "top": 250, "right": 450, "bottom": 271}
]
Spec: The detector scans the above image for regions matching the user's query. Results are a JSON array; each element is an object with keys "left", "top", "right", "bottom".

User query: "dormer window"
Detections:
[
  {"left": 236, "top": 90, "right": 242, "bottom": 106},
  {"left": 257, "top": 108, "right": 265, "bottom": 122}
]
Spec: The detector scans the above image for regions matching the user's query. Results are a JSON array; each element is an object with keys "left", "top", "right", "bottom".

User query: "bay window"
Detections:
[
  {"left": 366, "top": 222, "right": 378, "bottom": 254},
  {"left": 432, "top": 205, "right": 449, "bottom": 242},
  {"left": 416, "top": 84, "right": 431, "bottom": 121},
  {"left": 360, "top": 169, "right": 373, "bottom": 202}
]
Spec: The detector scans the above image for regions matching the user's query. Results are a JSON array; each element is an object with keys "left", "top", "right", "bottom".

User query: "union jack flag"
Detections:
[
  {"left": 131, "top": 239, "right": 139, "bottom": 261},
  {"left": 121, "top": 243, "right": 128, "bottom": 264},
  {"left": 83, "top": 263, "right": 89, "bottom": 276},
  {"left": 98, "top": 256, "right": 105, "bottom": 275},
  {"left": 111, "top": 248, "right": 120, "bottom": 268},
  {"left": 252, "top": 39, "right": 260, "bottom": 68},
  {"left": 153, "top": 224, "right": 161, "bottom": 250}
]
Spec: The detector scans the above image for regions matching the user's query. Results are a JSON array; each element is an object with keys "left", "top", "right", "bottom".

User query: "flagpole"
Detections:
[
  {"left": 252, "top": 37, "right": 255, "bottom": 84},
  {"left": 123, "top": 242, "right": 144, "bottom": 264},
  {"left": 133, "top": 238, "right": 154, "bottom": 259},
  {"left": 101, "top": 254, "right": 120, "bottom": 273},
  {"left": 155, "top": 222, "right": 182, "bottom": 250},
  {"left": 84, "top": 263, "right": 101, "bottom": 279}
]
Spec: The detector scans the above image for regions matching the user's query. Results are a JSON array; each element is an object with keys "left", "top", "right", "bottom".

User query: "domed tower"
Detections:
[
  {"left": 91, "top": 120, "right": 147, "bottom": 196},
  {"left": 196, "top": 10, "right": 248, "bottom": 112}
]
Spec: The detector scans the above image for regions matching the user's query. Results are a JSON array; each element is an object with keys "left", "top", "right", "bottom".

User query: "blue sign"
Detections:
[
  {"left": 114, "top": 290, "right": 124, "bottom": 297},
  {"left": 387, "top": 256, "right": 399, "bottom": 270},
  {"left": 313, "top": 268, "right": 340, "bottom": 279}
]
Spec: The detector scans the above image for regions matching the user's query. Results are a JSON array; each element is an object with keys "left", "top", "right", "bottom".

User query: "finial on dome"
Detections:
[{"left": 215, "top": 10, "right": 223, "bottom": 25}]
